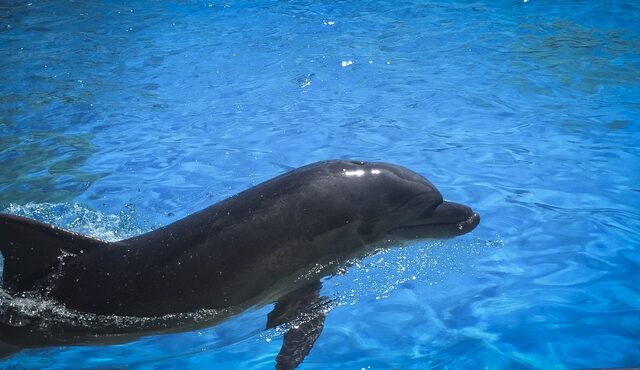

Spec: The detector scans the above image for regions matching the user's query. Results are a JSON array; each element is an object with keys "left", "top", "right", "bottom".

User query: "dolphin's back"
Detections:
[{"left": 0, "top": 214, "right": 109, "bottom": 293}]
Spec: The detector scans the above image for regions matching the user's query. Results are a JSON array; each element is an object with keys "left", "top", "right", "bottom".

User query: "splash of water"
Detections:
[
  {"left": 260, "top": 237, "right": 503, "bottom": 342},
  {"left": 1, "top": 202, "right": 145, "bottom": 242}
]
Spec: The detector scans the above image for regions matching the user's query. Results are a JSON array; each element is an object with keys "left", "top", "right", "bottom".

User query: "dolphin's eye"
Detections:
[{"left": 350, "top": 161, "right": 366, "bottom": 166}]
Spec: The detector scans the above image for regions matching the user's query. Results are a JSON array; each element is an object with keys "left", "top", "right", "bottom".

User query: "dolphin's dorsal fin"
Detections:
[
  {"left": 0, "top": 213, "right": 108, "bottom": 292},
  {"left": 267, "top": 281, "right": 329, "bottom": 370}
]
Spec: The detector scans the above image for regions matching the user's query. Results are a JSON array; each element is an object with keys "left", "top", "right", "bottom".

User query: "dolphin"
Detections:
[{"left": 0, "top": 160, "right": 479, "bottom": 369}]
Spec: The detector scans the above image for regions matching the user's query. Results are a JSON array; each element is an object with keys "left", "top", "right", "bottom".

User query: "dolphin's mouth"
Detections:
[
  {"left": 389, "top": 201, "right": 480, "bottom": 239},
  {"left": 393, "top": 212, "right": 480, "bottom": 231},
  {"left": 459, "top": 212, "right": 481, "bottom": 229}
]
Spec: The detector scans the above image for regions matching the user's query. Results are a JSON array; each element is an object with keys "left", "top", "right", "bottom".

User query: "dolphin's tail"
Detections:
[{"left": 0, "top": 213, "right": 108, "bottom": 293}]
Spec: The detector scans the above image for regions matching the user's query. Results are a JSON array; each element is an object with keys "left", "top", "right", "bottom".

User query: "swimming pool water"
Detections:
[{"left": 1, "top": 0, "right": 639, "bottom": 368}]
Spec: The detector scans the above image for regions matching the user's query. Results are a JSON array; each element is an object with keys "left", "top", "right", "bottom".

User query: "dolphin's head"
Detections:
[{"left": 311, "top": 160, "right": 480, "bottom": 243}]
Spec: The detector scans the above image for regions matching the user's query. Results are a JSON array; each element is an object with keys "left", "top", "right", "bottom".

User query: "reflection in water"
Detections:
[
  {"left": 510, "top": 19, "right": 640, "bottom": 101},
  {"left": 0, "top": 133, "right": 103, "bottom": 206}
]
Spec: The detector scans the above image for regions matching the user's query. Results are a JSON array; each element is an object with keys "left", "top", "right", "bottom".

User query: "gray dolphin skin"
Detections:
[{"left": 0, "top": 160, "right": 480, "bottom": 369}]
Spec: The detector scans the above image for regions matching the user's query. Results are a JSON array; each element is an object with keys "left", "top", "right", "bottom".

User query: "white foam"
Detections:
[{"left": 2, "top": 202, "right": 145, "bottom": 241}]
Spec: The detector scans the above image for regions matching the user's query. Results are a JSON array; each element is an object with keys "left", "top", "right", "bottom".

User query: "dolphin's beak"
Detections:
[{"left": 389, "top": 201, "right": 480, "bottom": 240}]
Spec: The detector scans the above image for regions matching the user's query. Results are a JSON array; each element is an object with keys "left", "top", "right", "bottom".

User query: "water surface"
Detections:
[{"left": 1, "top": 0, "right": 639, "bottom": 368}]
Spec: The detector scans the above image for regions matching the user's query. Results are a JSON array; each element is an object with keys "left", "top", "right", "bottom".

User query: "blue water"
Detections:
[{"left": 1, "top": 0, "right": 639, "bottom": 368}]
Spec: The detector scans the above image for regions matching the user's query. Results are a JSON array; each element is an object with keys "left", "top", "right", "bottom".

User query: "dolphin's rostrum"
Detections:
[{"left": 0, "top": 160, "right": 480, "bottom": 369}]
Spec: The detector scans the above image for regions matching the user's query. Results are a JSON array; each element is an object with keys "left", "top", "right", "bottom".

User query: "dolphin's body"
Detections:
[{"left": 0, "top": 160, "right": 479, "bottom": 368}]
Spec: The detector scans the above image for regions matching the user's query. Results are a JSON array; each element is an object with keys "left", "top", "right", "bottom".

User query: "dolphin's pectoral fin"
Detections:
[
  {"left": 266, "top": 281, "right": 323, "bottom": 329},
  {"left": 0, "top": 213, "right": 109, "bottom": 292},
  {"left": 266, "top": 281, "right": 329, "bottom": 370},
  {"left": 274, "top": 311, "right": 326, "bottom": 370}
]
